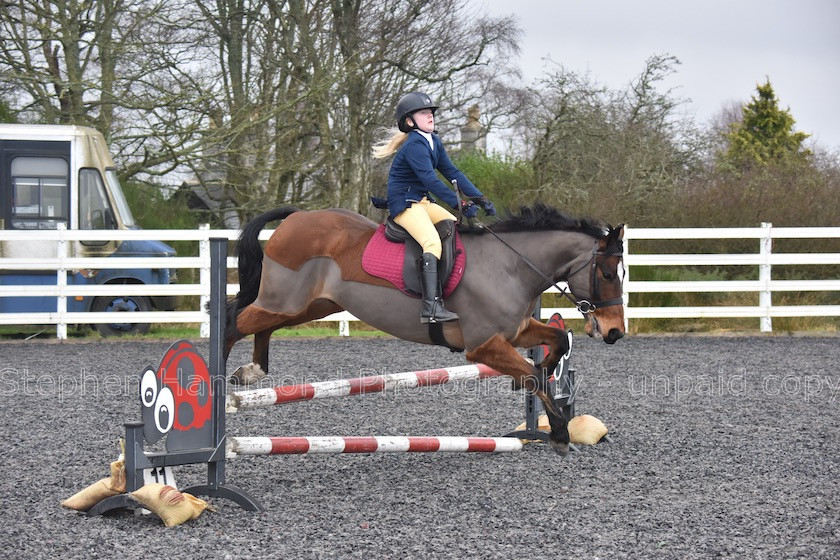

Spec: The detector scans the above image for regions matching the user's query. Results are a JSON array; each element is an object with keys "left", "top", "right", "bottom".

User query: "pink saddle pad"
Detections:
[{"left": 361, "top": 224, "right": 465, "bottom": 298}]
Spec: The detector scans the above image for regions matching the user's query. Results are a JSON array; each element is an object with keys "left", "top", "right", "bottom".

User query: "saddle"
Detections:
[
  {"left": 385, "top": 218, "right": 458, "bottom": 296},
  {"left": 361, "top": 217, "right": 465, "bottom": 299}
]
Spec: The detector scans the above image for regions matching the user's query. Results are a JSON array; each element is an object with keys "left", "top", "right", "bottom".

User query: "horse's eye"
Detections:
[{"left": 602, "top": 271, "right": 614, "bottom": 280}]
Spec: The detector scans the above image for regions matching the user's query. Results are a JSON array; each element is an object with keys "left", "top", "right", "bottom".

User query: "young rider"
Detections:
[{"left": 372, "top": 91, "right": 496, "bottom": 324}]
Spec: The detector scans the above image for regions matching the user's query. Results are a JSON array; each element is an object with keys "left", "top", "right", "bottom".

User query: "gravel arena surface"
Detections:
[{"left": 1, "top": 334, "right": 838, "bottom": 559}]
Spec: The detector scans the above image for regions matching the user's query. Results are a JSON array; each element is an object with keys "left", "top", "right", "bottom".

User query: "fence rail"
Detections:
[{"left": 1, "top": 223, "right": 837, "bottom": 338}]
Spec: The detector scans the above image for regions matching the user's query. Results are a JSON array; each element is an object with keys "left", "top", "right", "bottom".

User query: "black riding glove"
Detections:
[
  {"left": 460, "top": 200, "right": 479, "bottom": 218},
  {"left": 474, "top": 196, "right": 496, "bottom": 216}
]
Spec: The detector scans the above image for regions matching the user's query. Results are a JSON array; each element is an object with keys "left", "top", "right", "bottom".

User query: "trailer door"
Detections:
[{"left": 0, "top": 140, "right": 71, "bottom": 313}]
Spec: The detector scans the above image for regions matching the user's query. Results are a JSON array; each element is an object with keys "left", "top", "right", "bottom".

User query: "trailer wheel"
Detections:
[{"left": 91, "top": 295, "right": 152, "bottom": 337}]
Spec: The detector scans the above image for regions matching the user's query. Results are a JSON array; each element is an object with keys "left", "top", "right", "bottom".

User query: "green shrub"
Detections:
[
  {"left": 452, "top": 151, "right": 534, "bottom": 211},
  {"left": 122, "top": 182, "right": 200, "bottom": 231},
  {"left": 122, "top": 182, "right": 204, "bottom": 310}
]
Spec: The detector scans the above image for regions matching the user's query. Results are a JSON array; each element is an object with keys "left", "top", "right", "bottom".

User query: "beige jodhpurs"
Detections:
[{"left": 393, "top": 197, "right": 457, "bottom": 259}]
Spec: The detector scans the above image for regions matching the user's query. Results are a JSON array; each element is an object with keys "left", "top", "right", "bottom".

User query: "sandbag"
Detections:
[
  {"left": 130, "top": 483, "right": 212, "bottom": 527},
  {"left": 568, "top": 414, "right": 609, "bottom": 445},
  {"left": 513, "top": 413, "right": 608, "bottom": 445},
  {"left": 61, "top": 459, "right": 126, "bottom": 512}
]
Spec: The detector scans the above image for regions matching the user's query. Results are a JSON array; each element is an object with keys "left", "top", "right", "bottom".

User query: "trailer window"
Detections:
[
  {"left": 79, "top": 168, "right": 115, "bottom": 230},
  {"left": 104, "top": 168, "right": 136, "bottom": 227},
  {"left": 10, "top": 156, "right": 69, "bottom": 229}
]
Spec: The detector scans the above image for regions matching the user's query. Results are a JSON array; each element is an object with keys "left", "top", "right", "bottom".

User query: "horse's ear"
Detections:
[
  {"left": 600, "top": 224, "right": 625, "bottom": 253},
  {"left": 615, "top": 223, "right": 625, "bottom": 240},
  {"left": 605, "top": 224, "right": 624, "bottom": 238}
]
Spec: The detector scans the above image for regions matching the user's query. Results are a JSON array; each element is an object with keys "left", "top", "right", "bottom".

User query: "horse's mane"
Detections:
[{"left": 483, "top": 203, "right": 608, "bottom": 238}]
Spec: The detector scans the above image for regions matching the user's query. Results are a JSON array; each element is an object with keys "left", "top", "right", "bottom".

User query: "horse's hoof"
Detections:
[
  {"left": 230, "top": 363, "right": 267, "bottom": 385},
  {"left": 550, "top": 440, "right": 569, "bottom": 457}
]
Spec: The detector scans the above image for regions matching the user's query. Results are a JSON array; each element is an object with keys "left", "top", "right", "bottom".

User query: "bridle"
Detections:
[
  {"left": 563, "top": 246, "right": 625, "bottom": 313},
  {"left": 479, "top": 224, "right": 624, "bottom": 315}
]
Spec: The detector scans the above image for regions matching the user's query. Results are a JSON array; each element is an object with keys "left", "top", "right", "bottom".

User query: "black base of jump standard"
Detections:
[
  {"left": 89, "top": 238, "right": 578, "bottom": 515},
  {"left": 89, "top": 238, "right": 265, "bottom": 514},
  {"left": 88, "top": 423, "right": 263, "bottom": 515}
]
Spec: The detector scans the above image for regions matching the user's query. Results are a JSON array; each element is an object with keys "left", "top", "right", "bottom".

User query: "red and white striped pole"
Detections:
[
  {"left": 228, "top": 363, "right": 507, "bottom": 411},
  {"left": 228, "top": 436, "right": 523, "bottom": 456}
]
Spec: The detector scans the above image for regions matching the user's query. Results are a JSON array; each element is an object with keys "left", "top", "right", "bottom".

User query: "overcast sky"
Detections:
[{"left": 475, "top": 0, "right": 840, "bottom": 150}]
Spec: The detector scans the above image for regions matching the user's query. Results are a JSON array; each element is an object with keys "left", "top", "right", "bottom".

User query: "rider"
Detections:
[{"left": 372, "top": 91, "right": 496, "bottom": 324}]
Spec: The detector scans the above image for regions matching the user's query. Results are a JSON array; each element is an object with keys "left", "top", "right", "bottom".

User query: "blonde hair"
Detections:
[{"left": 372, "top": 127, "right": 408, "bottom": 159}]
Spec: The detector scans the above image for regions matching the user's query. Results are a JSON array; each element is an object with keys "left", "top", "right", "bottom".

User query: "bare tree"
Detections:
[
  {"left": 519, "top": 54, "right": 705, "bottom": 224},
  {"left": 184, "top": 0, "right": 520, "bottom": 222},
  {"left": 1, "top": 0, "right": 520, "bottom": 224},
  {"left": 0, "top": 0, "right": 208, "bottom": 180}
]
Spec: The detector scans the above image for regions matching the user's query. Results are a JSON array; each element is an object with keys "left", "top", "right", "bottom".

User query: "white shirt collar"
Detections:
[{"left": 416, "top": 130, "right": 434, "bottom": 150}]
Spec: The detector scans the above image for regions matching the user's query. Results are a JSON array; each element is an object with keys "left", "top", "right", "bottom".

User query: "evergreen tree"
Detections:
[
  {"left": 721, "top": 79, "right": 810, "bottom": 170},
  {"left": 0, "top": 98, "right": 14, "bottom": 123}
]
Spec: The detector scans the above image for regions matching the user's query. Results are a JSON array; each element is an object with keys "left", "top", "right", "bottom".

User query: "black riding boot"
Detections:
[{"left": 419, "top": 253, "right": 459, "bottom": 324}]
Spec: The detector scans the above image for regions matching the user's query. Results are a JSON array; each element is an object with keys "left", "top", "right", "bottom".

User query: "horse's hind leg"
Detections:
[
  {"left": 253, "top": 329, "right": 271, "bottom": 373},
  {"left": 230, "top": 328, "right": 274, "bottom": 385},
  {"left": 230, "top": 299, "right": 343, "bottom": 384},
  {"left": 228, "top": 305, "right": 289, "bottom": 385},
  {"left": 466, "top": 334, "right": 570, "bottom": 456}
]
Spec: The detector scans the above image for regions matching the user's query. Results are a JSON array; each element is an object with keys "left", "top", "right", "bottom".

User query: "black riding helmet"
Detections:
[{"left": 395, "top": 91, "right": 439, "bottom": 133}]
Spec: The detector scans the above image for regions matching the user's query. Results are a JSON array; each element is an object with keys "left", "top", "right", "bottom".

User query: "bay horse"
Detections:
[{"left": 224, "top": 203, "right": 626, "bottom": 455}]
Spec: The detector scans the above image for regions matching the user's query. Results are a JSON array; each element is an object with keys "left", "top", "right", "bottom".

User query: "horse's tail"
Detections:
[{"left": 226, "top": 207, "right": 300, "bottom": 333}]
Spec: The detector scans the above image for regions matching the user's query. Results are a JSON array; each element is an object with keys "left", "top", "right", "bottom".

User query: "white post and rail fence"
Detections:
[{"left": 1, "top": 224, "right": 838, "bottom": 339}]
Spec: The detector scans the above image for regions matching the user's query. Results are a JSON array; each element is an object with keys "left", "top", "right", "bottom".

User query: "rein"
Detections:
[
  {"left": 475, "top": 222, "right": 622, "bottom": 314},
  {"left": 449, "top": 182, "right": 622, "bottom": 313}
]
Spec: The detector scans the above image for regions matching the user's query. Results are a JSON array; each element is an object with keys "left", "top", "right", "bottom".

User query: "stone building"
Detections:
[{"left": 459, "top": 104, "right": 486, "bottom": 153}]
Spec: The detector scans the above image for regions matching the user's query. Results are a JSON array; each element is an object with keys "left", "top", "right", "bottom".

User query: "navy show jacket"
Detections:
[{"left": 386, "top": 130, "right": 483, "bottom": 217}]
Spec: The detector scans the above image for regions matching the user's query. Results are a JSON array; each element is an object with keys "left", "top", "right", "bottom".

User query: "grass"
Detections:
[
  {"left": 0, "top": 322, "right": 391, "bottom": 341},
  {"left": 4, "top": 313, "right": 836, "bottom": 342}
]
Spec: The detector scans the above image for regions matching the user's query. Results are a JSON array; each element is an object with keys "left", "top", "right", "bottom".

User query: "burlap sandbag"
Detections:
[
  {"left": 61, "top": 459, "right": 126, "bottom": 512},
  {"left": 568, "top": 414, "right": 609, "bottom": 445},
  {"left": 513, "top": 413, "right": 608, "bottom": 445},
  {"left": 130, "top": 483, "right": 212, "bottom": 527}
]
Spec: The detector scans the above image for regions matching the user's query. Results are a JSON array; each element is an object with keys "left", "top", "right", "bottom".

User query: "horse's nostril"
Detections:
[{"left": 605, "top": 328, "right": 624, "bottom": 344}]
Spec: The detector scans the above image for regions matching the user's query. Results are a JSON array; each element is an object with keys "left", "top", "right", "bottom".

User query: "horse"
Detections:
[{"left": 224, "top": 203, "right": 626, "bottom": 455}]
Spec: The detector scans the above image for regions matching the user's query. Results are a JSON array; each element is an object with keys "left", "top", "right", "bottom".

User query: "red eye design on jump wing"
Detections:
[
  {"left": 157, "top": 342, "right": 213, "bottom": 432},
  {"left": 142, "top": 340, "right": 213, "bottom": 447}
]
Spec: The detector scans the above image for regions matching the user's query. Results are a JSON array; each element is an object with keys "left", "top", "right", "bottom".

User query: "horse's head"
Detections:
[{"left": 565, "top": 224, "right": 626, "bottom": 344}]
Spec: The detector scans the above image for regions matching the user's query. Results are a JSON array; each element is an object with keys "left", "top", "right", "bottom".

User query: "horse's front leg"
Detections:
[
  {"left": 466, "top": 334, "right": 570, "bottom": 456},
  {"left": 512, "top": 317, "right": 570, "bottom": 378}
]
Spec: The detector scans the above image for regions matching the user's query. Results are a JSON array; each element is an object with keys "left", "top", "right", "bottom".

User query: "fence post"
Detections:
[
  {"left": 622, "top": 225, "right": 630, "bottom": 333},
  {"left": 760, "top": 222, "right": 773, "bottom": 332},
  {"left": 56, "top": 223, "right": 68, "bottom": 340},
  {"left": 199, "top": 224, "right": 211, "bottom": 338}
]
